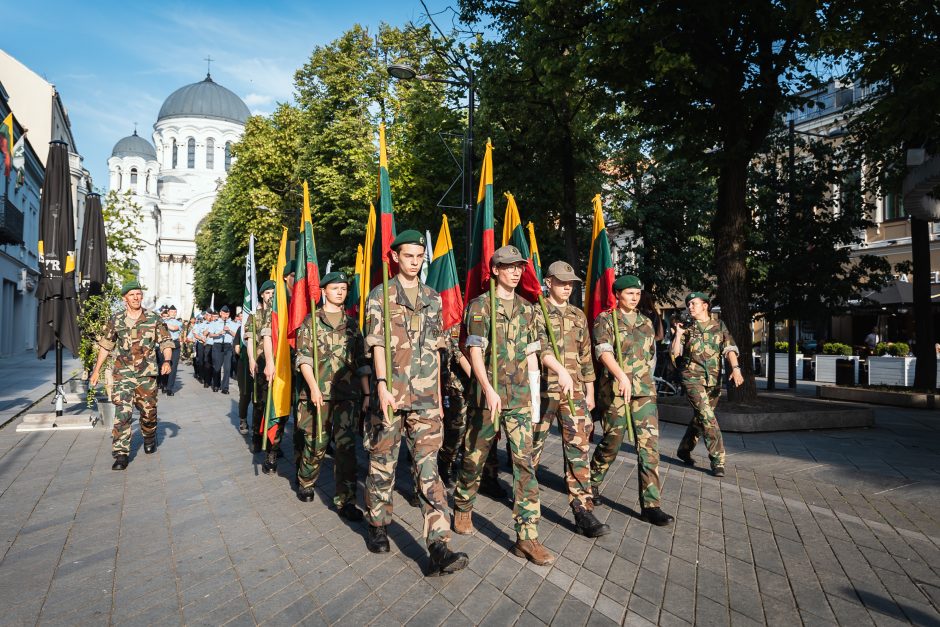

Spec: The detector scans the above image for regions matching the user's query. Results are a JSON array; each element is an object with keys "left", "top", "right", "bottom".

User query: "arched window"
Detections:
[
  {"left": 224, "top": 142, "right": 233, "bottom": 171},
  {"left": 187, "top": 138, "right": 196, "bottom": 169},
  {"left": 206, "top": 138, "right": 215, "bottom": 169},
  {"left": 116, "top": 169, "right": 122, "bottom": 189},
  {"left": 171, "top": 139, "right": 178, "bottom": 168},
  {"left": 130, "top": 167, "right": 138, "bottom": 185},
  {"left": 145, "top": 171, "right": 151, "bottom": 193}
]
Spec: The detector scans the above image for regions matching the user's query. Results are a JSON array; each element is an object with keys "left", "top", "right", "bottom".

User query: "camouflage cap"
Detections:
[
  {"left": 260, "top": 279, "right": 276, "bottom": 293},
  {"left": 613, "top": 275, "right": 643, "bottom": 292},
  {"left": 390, "top": 229, "right": 425, "bottom": 250},
  {"left": 121, "top": 279, "right": 143, "bottom": 295},
  {"left": 283, "top": 263, "right": 295, "bottom": 277},
  {"left": 546, "top": 260, "right": 581, "bottom": 282},
  {"left": 685, "top": 291, "right": 711, "bottom": 305},
  {"left": 492, "top": 245, "right": 525, "bottom": 266},
  {"left": 321, "top": 271, "right": 349, "bottom": 287}
]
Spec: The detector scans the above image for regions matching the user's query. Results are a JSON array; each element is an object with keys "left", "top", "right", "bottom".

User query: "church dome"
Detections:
[
  {"left": 111, "top": 131, "right": 157, "bottom": 159},
  {"left": 157, "top": 74, "right": 250, "bottom": 125}
]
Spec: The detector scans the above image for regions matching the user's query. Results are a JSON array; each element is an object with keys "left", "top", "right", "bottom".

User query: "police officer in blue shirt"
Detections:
[
  {"left": 163, "top": 305, "right": 182, "bottom": 395},
  {"left": 200, "top": 311, "right": 216, "bottom": 387},
  {"left": 210, "top": 306, "right": 239, "bottom": 394}
]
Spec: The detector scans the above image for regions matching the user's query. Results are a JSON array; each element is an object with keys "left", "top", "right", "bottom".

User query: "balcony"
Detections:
[{"left": 0, "top": 196, "right": 25, "bottom": 245}]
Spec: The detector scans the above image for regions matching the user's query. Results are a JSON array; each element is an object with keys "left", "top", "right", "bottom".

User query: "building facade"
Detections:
[{"left": 107, "top": 73, "right": 249, "bottom": 315}]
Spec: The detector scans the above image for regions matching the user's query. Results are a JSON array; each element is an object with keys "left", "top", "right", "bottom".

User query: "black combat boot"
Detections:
[
  {"left": 640, "top": 507, "right": 675, "bottom": 527},
  {"left": 238, "top": 420, "right": 248, "bottom": 435},
  {"left": 676, "top": 449, "right": 694, "bottom": 465},
  {"left": 296, "top": 484, "right": 316, "bottom": 502},
  {"left": 591, "top": 485, "right": 601, "bottom": 507},
  {"left": 479, "top": 475, "right": 507, "bottom": 499},
  {"left": 367, "top": 525, "right": 390, "bottom": 553},
  {"left": 573, "top": 507, "right": 610, "bottom": 538},
  {"left": 143, "top": 438, "right": 157, "bottom": 454},
  {"left": 262, "top": 449, "right": 278, "bottom": 474},
  {"left": 338, "top": 502, "right": 364, "bottom": 522},
  {"left": 438, "top": 458, "right": 453, "bottom": 489},
  {"left": 427, "top": 541, "right": 468, "bottom": 576},
  {"left": 712, "top": 466, "right": 726, "bottom": 477},
  {"left": 112, "top": 454, "right": 129, "bottom": 471}
]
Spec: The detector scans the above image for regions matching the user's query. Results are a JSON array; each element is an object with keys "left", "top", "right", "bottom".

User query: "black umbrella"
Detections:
[
  {"left": 36, "top": 140, "right": 80, "bottom": 369},
  {"left": 78, "top": 192, "right": 107, "bottom": 297}
]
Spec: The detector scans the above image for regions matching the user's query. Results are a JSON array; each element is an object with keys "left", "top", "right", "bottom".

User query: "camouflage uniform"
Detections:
[
  {"left": 295, "top": 310, "right": 369, "bottom": 506},
  {"left": 677, "top": 318, "right": 738, "bottom": 469},
  {"left": 592, "top": 309, "right": 663, "bottom": 508},
  {"left": 439, "top": 330, "right": 470, "bottom": 470},
  {"left": 98, "top": 309, "right": 175, "bottom": 456},
  {"left": 454, "top": 293, "right": 543, "bottom": 540},
  {"left": 363, "top": 277, "right": 451, "bottom": 545},
  {"left": 531, "top": 301, "right": 596, "bottom": 511},
  {"left": 256, "top": 304, "right": 280, "bottom": 446}
]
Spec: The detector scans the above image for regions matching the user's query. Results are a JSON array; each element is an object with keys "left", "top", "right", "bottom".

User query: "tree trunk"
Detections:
[
  {"left": 911, "top": 217, "right": 937, "bottom": 389},
  {"left": 713, "top": 158, "right": 758, "bottom": 401}
]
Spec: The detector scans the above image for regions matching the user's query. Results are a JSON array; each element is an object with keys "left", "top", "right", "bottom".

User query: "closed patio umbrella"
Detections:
[{"left": 78, "top": 192, "right": 107, "bottom": 297}]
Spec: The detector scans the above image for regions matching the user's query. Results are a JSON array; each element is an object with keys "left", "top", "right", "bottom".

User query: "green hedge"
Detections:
[
  {"left": 822, "top": 342, "right": 852, "bottom": 356},
  {"left": 875, "top": 342, "right": 911, "bottom": 357},
  {"left": 774, "top": 341, "right": 789, "bottom": 353}
]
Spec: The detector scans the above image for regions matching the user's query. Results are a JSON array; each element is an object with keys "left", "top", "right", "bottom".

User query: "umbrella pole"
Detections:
[{"left": 55, "top": 340, "right": 64, "bottom": 417}]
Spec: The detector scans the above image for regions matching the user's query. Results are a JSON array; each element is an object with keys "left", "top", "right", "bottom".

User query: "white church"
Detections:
[{"left": 107, "top": 72, "right": 249, "bottom": 316}]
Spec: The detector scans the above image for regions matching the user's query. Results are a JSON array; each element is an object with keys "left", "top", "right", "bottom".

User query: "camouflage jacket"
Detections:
[
  {"left": 98, "top": 308, "right": 175, "bottom": 378},
  {"left": 295, "top": 310, "right": 370, "bottom": 401},
  {"left": 465, "top": 292, "right": 541, "bottom": 410},
  {"left": 679, "top": 317, "right": 739, "bottom": 387},
  {"left": 365, "top": 276, "right": 445, "bottom": 411},
  {"left": 538, "top": 301, "right": 595, "bottom": 400},
  {"left": 441, "top": 330, "right": 470, "bottom": 397},
  {"left": 593, "top": 308, "right": 655, "bottom": 398}
]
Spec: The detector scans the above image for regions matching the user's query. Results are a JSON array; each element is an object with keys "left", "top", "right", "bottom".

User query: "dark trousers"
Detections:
[
  {"left": 194, "top": 343, "right": 204, "bottom": 378},
  {"left": 212, "top": 343, "right": 233, "bottom": 391},
  {"left": 201, "top": 344, "right": 215, "bottom": 384},
  {"left": 165, "top": 344, "right": 180, "bottom": 391}
]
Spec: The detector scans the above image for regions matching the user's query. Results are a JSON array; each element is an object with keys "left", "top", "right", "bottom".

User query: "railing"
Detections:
[{"left": 0, "top": 196, "right": 25, "bottom": 245}]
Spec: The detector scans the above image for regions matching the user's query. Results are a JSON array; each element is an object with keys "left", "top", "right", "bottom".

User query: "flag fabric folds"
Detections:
[
  {"left": 241, "top": 234, "right": 259, "bottom": 347},
  {"left": 426, "top": 214, "right": 464, "bottom": 331},
  {"left": 370, "top": 124, "right": 397, "bottom": 287},
  {"left": 0, "top": 113, "right": 13, "bottom": 177},
  {"left": 420, "top": 229, "right": 433, "bottom": 284},
  {"left": 289, "top": 181, "right": 321, "bottom": 345},
  {"left": 526, "top": 222, "right": 543, "bottom": 284},
  {"left": 465, "top": 139, "right": 495, "bottom": 305},
  {"left": 266, "top": 228, "right": 292, "bottom": 443},
  {"left": 500, "top": 192, "right": 542, "bottom": 302},
  {"left": 346, "top": 244, "right": 363, "bottom": 323},
  {"left": 360, "top": 203, "right": 376, "bottom": 326},
  {"left": 584, "top": 194, "right": 617, "bottom": 323}
]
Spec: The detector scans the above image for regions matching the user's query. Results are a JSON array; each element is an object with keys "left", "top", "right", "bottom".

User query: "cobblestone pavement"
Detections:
[{"left": 0, "top": 372, "right": 938, "bottom": 626}]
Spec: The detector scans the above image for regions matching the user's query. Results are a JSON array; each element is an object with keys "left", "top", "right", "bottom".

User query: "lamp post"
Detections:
[{"left": 387, "top": 63, "right": 475, "bottom": 271}]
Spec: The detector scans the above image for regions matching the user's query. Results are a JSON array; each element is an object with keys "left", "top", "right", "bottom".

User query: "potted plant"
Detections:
[
  {"left": 868, "top": 342, "right": 916, "bottom": 386},
  {"left": 773, "top": 341, "right": 803, "bottom": 382},
  {"left": 815, "top": 342, "right": 859, "bottom": 384}
]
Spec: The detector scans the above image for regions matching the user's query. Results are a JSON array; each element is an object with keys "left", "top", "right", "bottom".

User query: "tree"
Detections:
[{"left": 588, "top": 0, "right": 832, "bottom": 399}]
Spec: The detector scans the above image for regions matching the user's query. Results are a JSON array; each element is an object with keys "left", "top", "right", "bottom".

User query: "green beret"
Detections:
[
  {"left": 685, "top": 291, "right": 711, "bottom": 305},
  {"left": 613, "top": 275, "right": 643, "bottom": 292},
  {"left": 390, "top": 229, "right": 425, "bottom": 250},
  {"left": 321, "top": 271, "right": 349, "bottom": 287},
  {"left": 121, "top": 279, "right": 143, "bottom": 295},
  {"left": 260, "top": 280, "right": 276, "bottom": 293},
  {"left": 283, "top": 263, "right": 295, "bottom": 277}
]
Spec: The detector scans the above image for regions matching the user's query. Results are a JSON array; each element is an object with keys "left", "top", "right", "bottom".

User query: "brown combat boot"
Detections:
[
  {"left": 511, "top": 538, "right": 555, "bottom": 566},
  {"left": 453, "top": 510, "right": 475, "bottom": 535}
]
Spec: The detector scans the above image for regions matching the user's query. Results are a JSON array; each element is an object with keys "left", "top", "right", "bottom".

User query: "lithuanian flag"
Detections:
[
  {"left": 427, "top": 214, "right": 464, "bottom": 331},
  {"left": 526, "top": 222, "right": 543, "bottom": 283},
  {"left": 360, "top": 203, "right": 376, "bottom": 327},
  {"left": 265, "top": 227, "right": 293, "bottom": 444},
  {"left": 370, "top": 124, "right": 397, "bottom": 287},
  {"left": 346, "top": 244, "right": 363, "bottom": 323},
  {"left": 584, "top": 194, "right": 616, "bottom": 323},
  {"left": 500, "top": 192, "right": 542, "bottom": 302},
  {"left": 1, "top": 113, "right": 13, "bottom": 177},
  {"left": 288, "top": 182, "right": 321, "bottom": 346},
  {"left": 465, "top": 139, "right": 495, "bottom": 305}
]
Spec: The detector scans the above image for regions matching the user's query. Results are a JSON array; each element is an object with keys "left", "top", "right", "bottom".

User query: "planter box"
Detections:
[
  {"left": 659, "top": 396, "right": 874, "bottom": 432},
  {"left": 773, "top": 353, "right": 803, "bottom": 382},
  {"left": 815, "top": 355, "right": 859, "bottom": 384},
  {"left": 95, "top": 400, "right": 116, "bottom": 430},
  {"left": 868, "top": 356, "right": 916, "bottom": 387},
  {"left": 818, "top": 386, "right": 937, "bottom": 409}
]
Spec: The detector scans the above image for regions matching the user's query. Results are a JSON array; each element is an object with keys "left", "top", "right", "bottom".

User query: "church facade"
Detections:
[{"left": 107, "top": 73, "right": 249, "bottom": 316}]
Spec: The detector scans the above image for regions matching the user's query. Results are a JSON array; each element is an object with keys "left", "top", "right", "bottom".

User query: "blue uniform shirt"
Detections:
[
  {"left": 220, "top": 319, "right": 239, "bottom": 345},
  {"left": 205, "top": 319, "right": 222, "bottom": 345},
  {"left": 164, "top": 317, "right": 182, "bottom": 341}
]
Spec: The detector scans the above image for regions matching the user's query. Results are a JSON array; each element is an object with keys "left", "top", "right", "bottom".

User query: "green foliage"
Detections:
[
  {"left": 823, "top": 342, "right": 852, "bottom": 356},
  {"left": 875, "top": 342, "right": 910, "bottom": 357},
  {"left": 774, "top": 342, "right": 789, "bottom": 353}
]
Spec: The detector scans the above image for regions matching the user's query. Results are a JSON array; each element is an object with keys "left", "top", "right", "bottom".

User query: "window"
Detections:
[
  {"left": 206, "top": 138, "right": 215, "bottom": 169},
  {"left": 145, "top": 171, "right": 151, "bottom": 193},
  {"left": 884, "top": 192, "right": 905, "bottom": 221},
  {"left": 130, "top": 167, "right": 138, "bottom": 185},
  {"left": 187, "top": 138, "right": 196, "bottom": 169},
  {"left": 838, "top": 168, "right": 861, "bottom": 217},
  {"left": 171, "top": 139, "right": 178, "bottom": 168},
  {"left": 116, "top": 170, "right": 122, "bottom": 189},
  {"left": 224, "top": 142, "right": 233, "bottom": 171}
]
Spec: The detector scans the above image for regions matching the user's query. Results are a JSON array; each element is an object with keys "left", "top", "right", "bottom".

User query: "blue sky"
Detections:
[{"left": 5, "top": 0, "right": 463, "bottom": 187}]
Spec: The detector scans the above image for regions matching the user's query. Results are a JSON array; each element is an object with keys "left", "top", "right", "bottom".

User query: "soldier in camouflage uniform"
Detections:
[
  {"left": 671, "top": 291, "right": 744, "bottom": 477},
  {"left": 453, "top": 245, "right": 555, "bottom": 565},
  {"left": 295, "top": 272, "right": 370, "bottom": 521},
  {"left": 364, "top": 230, "right": 467, "bottom": 576},
  {"left": 591, "top": 275, "right": 674, "bottom": 526},
  {"left": 531, "top": 261, "right": 609, "bottom": 537},
  {"left": 90, "top": 280, "right": 175, "bottom": 471},
  {"left": 247, "top": 281, "right": 275, "bottom": 453},
  {"left": 438, "top": 327, "right": 471, "bottom": 487}
]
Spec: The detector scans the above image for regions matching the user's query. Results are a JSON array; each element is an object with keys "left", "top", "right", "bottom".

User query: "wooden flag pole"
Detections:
[{"left": 611, "top": 310, "right": 636, "bottom": 445}]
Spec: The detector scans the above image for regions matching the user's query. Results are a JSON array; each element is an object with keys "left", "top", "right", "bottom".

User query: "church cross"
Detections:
[
  {"left": 173, "top": 223, "right": 184, "bottom": 234},
  {"left": 205, "top": 55, "right": 213, "bottom": 77}
]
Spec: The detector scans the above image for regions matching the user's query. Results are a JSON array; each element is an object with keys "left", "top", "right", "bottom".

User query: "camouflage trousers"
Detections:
[
  {"left": 111, "top": 375, "right": 158, "bottom": 456},
  {"left": 679, "top": 382, "right": 725, "bottom": 468},
  {"left": 455, "top": 407, "right": 541, "bottom": 540},
  {"left": 531, "top": 397, "right": 594, "bottom": 511},
  {"left": 590, "top": 395, "right": 662, "bottom": 508},
  {"left": 295, "top": 399, "right": 358, "bottom": 507},
  {"left": 439, "top": 394, "right": 468, "bottom": 469},
  {"left": 364, "top": 409, "right": 451, "bottom": 545}
]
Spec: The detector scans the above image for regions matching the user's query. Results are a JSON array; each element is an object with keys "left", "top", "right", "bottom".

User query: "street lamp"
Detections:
[{"left": 387, "top": 61, "right": 475, "bottom": 271}]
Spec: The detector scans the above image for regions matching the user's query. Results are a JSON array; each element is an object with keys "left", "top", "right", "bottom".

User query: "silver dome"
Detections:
[
  {"left": 157, "top": 75, "right": 250, "bottom": 125},
  {"left": 111, "top": 131, "right": 157, "bottom": 159}
]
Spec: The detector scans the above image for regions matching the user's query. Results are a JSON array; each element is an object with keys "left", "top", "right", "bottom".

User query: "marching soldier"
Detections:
[
  {"left": 199, "top": 310, "right": 216, "bottom": 387},
  {"left": 89, "top": 280, "right": 174, "bottom": 470},
  {"left": 212, "top": 305, "right": 238, "bottom": 394},
  {"left": 248, "top": 281, "right": 276, "bottom": 452},
  {"left": 294, "top": 272, "right": 370, "bottom": 521},
  {"left": 438, "top": 327, "right": 471, "bottom": 488},
  {"left": 672, "top": 291, "right": 743, "bottom": 477},
  {"left": 531, "top": 261, "right": 609, "bottom": 537},
  {"left": 591, "top": 275, "right": 673, "bottom": 526},
  {"left": 364, "top": 229, "right": 468, "bottom": 576},
  {"left": 453, "top": 245, "right": 554, "bottom": 565},
  {"left": 163, "top": 305, "right": 182, "bottom": 395}
]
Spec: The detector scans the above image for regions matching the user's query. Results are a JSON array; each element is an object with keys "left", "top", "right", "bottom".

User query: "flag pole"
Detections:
[
  {"left": 537, "top": 295, "right": 577, "bottom": 417},
  {"left": 303, "top": 182, "right": 324, "bottom": 446},
  {"left": 611, "top": 310, "right": 636, "bottom": 445},
  {"left": 382, "top": 261, "right": 393, "bottom": 427},
  {"left": 490, "top": 277, "right": 498, "bottom": 431}
]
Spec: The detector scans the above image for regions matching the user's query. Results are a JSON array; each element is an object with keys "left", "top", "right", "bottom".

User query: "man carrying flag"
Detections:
[
  {"left": 245, "top": 281, "right": 275, "bottom": 452},
  {"left": 363, "top": 229, "right": 468, "bottom": 576},
  {"left": 261, "top": 229, "right": 293, "bottom": 474}
]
